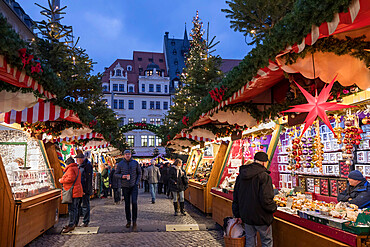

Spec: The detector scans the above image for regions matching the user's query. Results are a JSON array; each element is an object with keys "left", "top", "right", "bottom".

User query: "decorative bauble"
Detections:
[
  {"left": 295, "top": 157, "right": 301, "bottom": 162},
  {"left": 358, "top": 129, "right": 364, "bottom": 134},
  {"left": 345, "top": 120, "right": 352, "bottom": 126},
  {"left": 347, "top": 154, "right": 353, "bottom": 159},
  {"left": 295, "top": 164, "right": 301, "bottom": 169},
  {"left": 302, "top": 149, "right": 308, "bottom": 155},
  {"left": 343, "top": 139, "right": 349, "bottom": 144},
  {"left": 292, "top": 151, "right": 297, "bottom": 156},
  {"left": 356, "top": 135, "right": 362, "bottom": 140},
  {"left": 292, "top": 144, "right": 298, "bottom": 149},
  {"left": 298, "top": 150, "right": 303, "bottom": 155},
  {"left": 294, "top": 138, "right": 300, "bottom": 144},
  {"left": 308, "top": 150, "right": 313, "bottom": 155},
  {"left": 306, "top": 156, "right": 312, "bottom": 162},
  {"left": 308, "top": 137, "right": 314, "bottom": 143},
  {"left": 312, "top": 155, "right": 318, "bottom": 161},
  {"left": 352, "top": 128, "right": 358, "bottom": 133},
  {"left": 346, "top": 149, "right": 352, "bottom": 154},
  {"left": 362, "top": 118, "right": 368, "bottom": 125},
  {"left": 351, "top": 140, "right": 356, "bottom": 145},
  {"left": 337, "top": 140, "right": 342, "bottom": 144},
  {"left": 287, "top": 165, "right": 292, "bottom": 170},
  {"left": 345, "top": 160, "right": 351, "bottom": 165},
  {"left": 346, "top": 144, "right": 353, "bottom": 149},
  {"left": 311, "top": 164, "right": 315, "bottom": 168},
  {"left": 355, "top": 140, "right": 361, "bottom": 145},
  {"left": 251, "top": 143, "right": 256, "bottom": 147},
  {"left": 289, "top": 154, "right": 294, "bottom": 159},
  {"left": 307, "top": 143, "right": 313, "bottom": 148},
  {"left": 349, "top": 134, "right": 354, "bottom": 139},
  {"left": 346, "top": 128, "right": 351, "bottom": 133},
  {"left": 342, "top": 154, "right": 348, "bottom": 159},
  {"left": 301, "top": 137, "right": 307, "bottom": 143},
  {"left": 345, "top": 134, "right": 349, "bottom": 138},
  {"left": 305, "top": 163, "right": 311, "bottom": 168},
  {"left": 341, "top": 146, "right": 347, "bottom": 152},
  {"left": 286, "top": 147, "right": 291, "bottom": 152}
]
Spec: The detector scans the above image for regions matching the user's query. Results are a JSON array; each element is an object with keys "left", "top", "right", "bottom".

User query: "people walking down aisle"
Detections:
[
  {"left": 114, "top": 150, "right": 142, "bottom": 231},
  {"left": 158, "top": 163, "right": 164, "bottom": 194},
  {"left": 59, "top": 157, "right": 83, "bottom": 233},
  {"left": 143, "top": 163, "right": 150, "bottom": 192},
  {"left": 75, "top": 151, "right": 93, "bottom": 227},
  {"left": 232, "top": 152, "right": 277, "bottom": 247},
  {"left": 101, "top": 164, "right": 110, "bottom": 198},
  {"left": 110, "top": 161, "right": 122, "bottom": 204},
  {"left": 161, "top": 163, "right": 170, "bottom": 197},
  {"left": 143, "top": 160, "right": 161, "bottom": 203},
  {"left": 169, "top": 159, "right": 188, "bottom": 216}
]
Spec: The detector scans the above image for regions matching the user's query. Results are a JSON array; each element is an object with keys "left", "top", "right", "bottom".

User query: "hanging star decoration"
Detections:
[{"left": 282, "top": 76, "right": 356, "bottom": 137}]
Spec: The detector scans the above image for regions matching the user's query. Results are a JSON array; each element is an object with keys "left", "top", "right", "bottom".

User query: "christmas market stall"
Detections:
[{"left": 164, "top": 0, "right": 370, "bottom": 246}]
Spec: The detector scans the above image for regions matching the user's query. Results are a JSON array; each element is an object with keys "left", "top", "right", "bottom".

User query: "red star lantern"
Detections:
[{"left": 282, "top": 76, "right": 356, "bottom": 137}]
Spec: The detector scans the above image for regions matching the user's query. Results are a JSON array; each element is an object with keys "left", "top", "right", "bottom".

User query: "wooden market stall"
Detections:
[
  {"left": 0, "top": 124, "right": 60, "bottom": 247},
  {"left": 185, "top": 141, "right": 228, "bottom": 213}
]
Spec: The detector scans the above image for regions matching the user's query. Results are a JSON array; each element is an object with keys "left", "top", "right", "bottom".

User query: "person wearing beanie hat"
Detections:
[
  {"left": 232, "top": 151, "right": 276, "bottom": 247},
  {"left": 338, "top": 170, "right": 370, "bottom": 209}
]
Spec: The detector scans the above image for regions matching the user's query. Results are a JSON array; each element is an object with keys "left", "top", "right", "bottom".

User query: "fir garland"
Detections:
[{"left": 283, "top": 36, "right": 370, "bottom": 66}]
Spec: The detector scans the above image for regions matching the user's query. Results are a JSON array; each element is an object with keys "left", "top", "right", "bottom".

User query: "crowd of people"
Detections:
[{"left": 58, "top": 150, "right": 188, "bottom": 233}]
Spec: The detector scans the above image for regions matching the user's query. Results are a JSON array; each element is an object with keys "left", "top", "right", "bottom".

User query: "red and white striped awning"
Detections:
[
  {"left": 177, "top": 131, "right": 213, "bottom": 142},
  {"left": 83, "top": 142, "right": 110, "bottom": 150},
  {"left": 55, "top": 132, "right": 104, "bottom": 143},
  {"left": 0, "top": 55, "right": 56, "bottom": 99},
  {"left": 0, "top": 101, "right": 82, "bottom": 124}
]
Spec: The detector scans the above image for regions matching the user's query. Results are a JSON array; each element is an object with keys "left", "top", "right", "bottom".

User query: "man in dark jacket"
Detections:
[
  {"left": 75, "top": 152, "right": 93, "bottom": 227},
  {"left": 114, "top": 150, "right": 142, "bottom": 231},
  {"left": 232, "top": 152, "right": 277, "bottom": 247},
  {"left": 338, "top": 170, "right": 370, "bottom": 208},
  {"left": 143, "top": 160, "right": 161, "bottom": 203},
  {"left": 109, "top": 162, "right": 122, "bottom": 204}
]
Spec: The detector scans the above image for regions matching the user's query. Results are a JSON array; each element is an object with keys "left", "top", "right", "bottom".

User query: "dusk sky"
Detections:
[{"left": 20, "top": 1, "right": 253, "bottom": 74}]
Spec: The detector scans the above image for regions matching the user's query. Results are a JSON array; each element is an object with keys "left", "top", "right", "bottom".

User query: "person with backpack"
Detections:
[
  {"left": 59, "top": 157, "right": 83, "bottom": 233},
  {"left": 168, "top": 159, "right": 188, "bottom": 216}
]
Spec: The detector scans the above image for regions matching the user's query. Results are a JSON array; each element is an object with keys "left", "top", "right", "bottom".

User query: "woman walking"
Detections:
[
  {"left": 168, "top": 159, "right": 188, "bottom": 216},
  {"left": 59, "top": 157, "right": 83, "bottom": 233}
]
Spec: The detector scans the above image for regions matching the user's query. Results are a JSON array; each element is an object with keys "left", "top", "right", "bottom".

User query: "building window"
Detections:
[
  {"left": 146, "top": 70, "right": 153, "bottom": 76},
  {"left": 119, "top": 100, "right": 124, "bottom": 109},
  {"left": 156, "top": 118, "right": 161, "bottom": 126},
  {"left": 150, "top": 101, "right": 154, "bottom": 109},
  {"left": 159, "top": 59, "right": 163, "bottom": 63},
  {"left": 156, "top": 70, "right": 162, "bottom": 76},
  {"left": 171, "top": 41, "right": 175, "bottom": 46},
  {"left": 119, "top": 84, "right": 125, "bottom": 92},
  {"left": 141, "top": 135, "right": 148, "bottom": 147},
  {"left": 156, "top": 137, "right": 162, "bottom": 146},
  {"left": 149, "top": 136, "right": 155, "bottom": 147},
  {"left": 141, "top": 118, "right": 147, "bottom": 123},
  {"left": 142, "top": 101, "right": 147, "bottom": 109},
  {"left": 128, "top": 118, "right": 134, "bottom": 124},
  {"left": 164, "top": 85, "right": 168, "bottom": 93},
  {"left": 173, "top": 49, "right": 177, "bottom": 55},
  {"left": 141, "top": 84, "right": 145, "bottom": 92},
  {"left": 127, "top": 65, "right": 132, "bottom": 71},
  {"left": 103, "top": 85, "right": 108, "bottom": 92},
  {"left": 150, "top": 118, "right": 155, "bottom": 124},
  {"left": 129, "top": 86, "right": 134, "bottom": 93},
  {"left": 156, "top": 101, "right": 160, "bottom": 110},
  {"left": 138, "top": 57, "right": 142, "bottom": 61},
  {"left": 129, "top": 100, "right": 134, "bottom": 109},
  {"left": 139, "top": 68, "right": 143, "bottom": 74},
  {"left": 127, "top": 135, "right": 134, "bottom": 147},
  {"left": 113, "top": 99, "right": 118, "bottom": 109},
  {"left": 149, "top": 84, "right": 154, "bottom": 92},
  {"left": 174, "top": 60, "right": 178, "bottom": 65},
  {"left": 113, "top": 84, "right": 118, "bottom": 91},
  {"left": 148, "top": 58, "right": 153, "bottom": 62},
  {"left": 163, "top": 102, "right": 168, "bottom": 110},
  {"left": 116, "top": 69, "right": 121, "bottom": 76},
  {"left": 156, "top": 84, "right": 161, "bottom": 92}
]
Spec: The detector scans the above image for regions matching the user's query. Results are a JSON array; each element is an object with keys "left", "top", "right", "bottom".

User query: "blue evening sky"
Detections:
[{"left": 20, "top": 1, "right": 252, "bottom": 74}]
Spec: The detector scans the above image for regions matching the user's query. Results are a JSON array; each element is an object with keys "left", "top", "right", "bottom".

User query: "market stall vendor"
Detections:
[{"left": 337, "top": 170, "right": 370, "bottom": 209}]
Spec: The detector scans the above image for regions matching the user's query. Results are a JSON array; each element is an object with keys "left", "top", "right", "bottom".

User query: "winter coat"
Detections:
[
  {"left": 79, "top": 159, "right": 93, "bottom": 195},
  {"left": 337, "top": 179, "right": 370, "bottom": 208},
  {"left": 114, "top": 158, "right": 142, "bottom": 188},
  {"left": 143, "top": 165, "right": 161, "bottom": 184},
  {"left": 161, "top": 166, "right": 169, "bottom": 184},
  {"left": 60, "top": 163, "right": 83, "bottom": 198},
  {"left": 101, "top": 167, "right": 110, "bottom": 188},
  {"left": 109, "top": 168, "right": 121, "bottom": 189},
  {"left": 232, "top": 162, "right": 277, "bottom": 226},
  {"left": 168, "top": 166, "right": 188, "bottom": 192}
]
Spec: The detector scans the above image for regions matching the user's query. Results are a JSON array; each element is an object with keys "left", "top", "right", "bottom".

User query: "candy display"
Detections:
[
  {"left": 193, "top": 159, "right": 214, "bottom": 184},
  {"left": 320, "top": 178, "right": 329, "bottom": 196},
  {"left": 0, "top": 126, "right": 55, "bottom": 199}
]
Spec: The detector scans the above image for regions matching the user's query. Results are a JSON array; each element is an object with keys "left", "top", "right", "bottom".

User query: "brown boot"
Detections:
[
  {"left": 132, "top": 222, "right": 137, "bottom": 232},
  {"left": 62, "top": 225, "right": 75, "bottom": 233},
  {"left": 126, "top": 221, "right": 131, "bottom": 228}
]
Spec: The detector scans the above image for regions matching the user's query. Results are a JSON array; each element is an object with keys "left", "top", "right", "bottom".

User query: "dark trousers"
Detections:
[
  {"left": 144, "top": 180, "right": 149, "bottom": 192},
  {"left": 76, "top": 194, "right": 90, "bottom": 225},
  {"left": 163, "top": 183, "right": 168, "bottom": 195},
  {"left": 122, "top": 186, "right": 138, "bottom": 223},
  {"left": 102, "top": 185, "right": 109, "bottom": 197},
  {"left": 113, "top": 187, "right": 121, "bottom": 202},
  {"left": 158, "top": 182, "right": 163, "bottom": 194},
  {"left": 68, "top": 197, "right": 81, "bottom": 227}
]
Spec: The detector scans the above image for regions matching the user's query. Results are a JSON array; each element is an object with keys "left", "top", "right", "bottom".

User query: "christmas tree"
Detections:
[
  {"left": 222, "top": 0, "right": 295, "bottom": 44},
  {"left": 165, "top": 11, "right": 223, "bottom": 126}
]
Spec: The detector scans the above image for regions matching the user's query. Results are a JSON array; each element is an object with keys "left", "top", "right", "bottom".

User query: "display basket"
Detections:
[{"left": 224, "top": 222, "right": 246, "bottom": 247}]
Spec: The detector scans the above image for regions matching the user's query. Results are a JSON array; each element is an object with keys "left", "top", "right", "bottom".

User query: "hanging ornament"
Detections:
[{"left": 282, "top": 76, "right": 356, "bottom": 137}]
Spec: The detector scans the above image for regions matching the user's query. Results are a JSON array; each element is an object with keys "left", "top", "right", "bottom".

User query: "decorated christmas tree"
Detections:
[{"left": 165, "top": 11, "right": 223, "bottom": 126}]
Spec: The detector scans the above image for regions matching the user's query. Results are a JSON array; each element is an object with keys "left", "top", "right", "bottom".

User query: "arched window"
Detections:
[
  {"left": 116, "top": 69, "right": 121, "bottom": 76},
  {"left": 129, "top": 86, "right": 134, "bottom": 93},
  {"left": 127, "top": 65, "right": 132, "bottom": 71}
]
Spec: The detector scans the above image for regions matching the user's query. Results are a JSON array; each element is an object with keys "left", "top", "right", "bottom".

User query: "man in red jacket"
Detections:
[{"left": 232, "top": 152, "right": 277, "bottom": 247}]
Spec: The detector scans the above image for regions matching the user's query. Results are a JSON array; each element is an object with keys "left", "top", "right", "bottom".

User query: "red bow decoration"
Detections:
[
  {"left": 19, "top": 48, "right": 34, "bottom": 68},
  {"left": 282, "top": 76, "right": 356, "bottom": 137},
  {"left": 89, "top": 119, "right": 97, "bottom": 128},
  {"left": 209, "top": 86, "right": 227, "bottom": 103},
  {"left": 167, "top": 135, "right": 171, "bottom": 140},
  {"left": 31, "top": 62, "right": 43, "bottom": 74},
  {"left": 182, "top": 116, "right": 189, "bottom": 126}
]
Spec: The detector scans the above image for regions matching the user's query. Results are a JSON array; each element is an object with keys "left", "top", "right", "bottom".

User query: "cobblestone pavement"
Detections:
[{"left": 28, "top": 188, "right": 224, "bottom": 247}]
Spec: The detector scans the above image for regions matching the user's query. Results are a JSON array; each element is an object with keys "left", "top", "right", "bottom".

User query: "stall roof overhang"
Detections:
[
  {"left": 188, "top": 0, "right": 370, "bottom": 130},
  {"left": 0, "top": 101, "right": 82, "bottom": 124}
]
